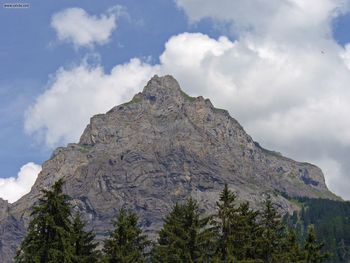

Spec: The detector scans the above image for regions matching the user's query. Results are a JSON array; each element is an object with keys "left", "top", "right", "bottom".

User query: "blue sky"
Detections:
[
  {"left": 1, "top": 0, "right": 350, "bottom": 202},
  {"left": 0, "top": 0, "right": 221, "bottom": 176}
]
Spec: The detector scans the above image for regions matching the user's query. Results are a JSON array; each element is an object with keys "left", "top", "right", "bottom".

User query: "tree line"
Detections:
[
  {"left": 15, "top": 179, "right": 329, "bottom": 263},
  {"left": 283, "top": 197, "right": 350, "bottom": 263}
]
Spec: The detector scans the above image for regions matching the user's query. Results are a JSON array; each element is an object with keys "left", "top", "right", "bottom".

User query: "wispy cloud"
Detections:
[{"left": 51, "top": 5, "right": 125, "bottom": 48}]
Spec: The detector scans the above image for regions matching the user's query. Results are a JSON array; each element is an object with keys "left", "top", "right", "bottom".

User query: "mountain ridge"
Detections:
[{"left": 0, "top": 75, "right": 338, "bottom": 262}]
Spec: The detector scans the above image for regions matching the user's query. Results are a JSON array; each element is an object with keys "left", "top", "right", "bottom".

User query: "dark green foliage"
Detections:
[
  {"left": 103, "top": 208, "right": 151, "bottom": 263},
  {"left": 211, "top": 188, "right": 329, "bottom": 263},
  {"left": 304, "top": 225, "right": 330, "bottom": 263},
  {"left": 213, "top": 184, "right": 238, "bottom": 262},
  {"left": 234, "top": 202, "right": 261, "bottom": 261},
  {"left": 15, "top": 180, "right": 100, "bottom": 263},
  {"left": 257, "top": 196, "right": 286, "bottom": 262},
  {"left": 16, "top": 181, "right": 334, "bottom": 263},
  {"left": 15, "top": 179, "right": 74, "bottom": 263},
  {"left": 151, "top": 186, "right": 329, "bottom": 263},
  {"left": 213, "top": 184, "right": 261, "bottom": 262},
  {"left": 152, "top": 198, "right": 215, "bottom": 263},
  {"left": 71, "top": 213, "right": 100, "bottom": 263},
  {"left": 275, "top": 229, "right": 306, "bottom": 263},
  {"left": 285, "top": 197, "right": 350, "bottom": 262}
]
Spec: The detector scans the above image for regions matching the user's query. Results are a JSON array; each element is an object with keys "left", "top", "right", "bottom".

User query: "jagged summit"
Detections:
[
  {"left": 0, "top": 75, "right": 338, "bottom": 262},
  {"left": 79, "top": 74, "right": 219, "bottom": 146},
  {"left": 132, "top": 75, "right": 187, "bottom": 108},
  {"left": 140, "top": 74, "right": 188, "bottom": 107},
  {"left": 143, "top": 74, "right": 182, "bottom": 94},
  {"left": 141, "top": 74, "right": 215, "bottom": 107},
  {"left": 119, "top": 74, "right": 213, "bottom": 109}
]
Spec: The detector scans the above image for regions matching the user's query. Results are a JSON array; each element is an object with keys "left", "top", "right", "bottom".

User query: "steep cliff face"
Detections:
[{"left": 0, "top": 75, "right": 337, "bottom": 262}]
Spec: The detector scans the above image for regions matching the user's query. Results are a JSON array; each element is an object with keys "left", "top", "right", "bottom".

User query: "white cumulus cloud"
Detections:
[
  {"left": 175, "top": 0, "right": 349, "bottom": 40},
  {"left": 0, "top": 162, "right": 41, "bottom": 203},
  {"left": 25, "top": 58, "right": 158, "bottom": 147},
  {"left": 51, "top": 6, "right": 123, "bottom": 48},
  {"left": 168, "top": 0, "right": 350, "bottom": 200}
]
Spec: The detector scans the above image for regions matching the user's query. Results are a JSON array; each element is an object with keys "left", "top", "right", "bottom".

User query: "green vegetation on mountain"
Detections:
[
  {"left": 180, "top": 89, "right": 196, "bottom": 102},
  {"left": 284, "top": 197, "right": 350, "bottom": 263},
  {"left": 16, "top": 181, "right": 333, "bottom": 263}
]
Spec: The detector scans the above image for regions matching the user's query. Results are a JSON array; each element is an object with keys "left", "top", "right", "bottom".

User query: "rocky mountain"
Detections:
[{"left": 0, "top": 75, "right": 338, "bottom": 262}]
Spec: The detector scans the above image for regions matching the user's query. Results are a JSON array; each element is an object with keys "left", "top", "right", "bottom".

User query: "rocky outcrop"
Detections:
[{"left": 0, "top": 75, "right": 338, "bottom": 262}]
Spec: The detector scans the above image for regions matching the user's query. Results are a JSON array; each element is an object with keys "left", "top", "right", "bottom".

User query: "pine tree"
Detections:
[
  {"left": 212, "top": 185, "right": 263, "bottom": 262},
  {"left": 275, "top": 229, "right": 305, "bottom": 263},
  {"left": 234, "top": 202, "right": 261, "bottom": 261},
  {"left": 304, "top": 225, "right": 330, "bottom": 263},
  {"left": 103, "top": 208, "right": 150, "bottom": 263},
  {"left": 71, "top": 213, "right": 100, "bottom": 263},
  {"left": 15, "top": 179, "right": 74, "bottom": 263},
  {"left": 152, "top": 198, "right": 215, "bottom": 263},
  {"left": 257, "top": 196, "right": 285, "bottom": 263},
  {"left": 213, "top": 184, "right": 238, "bottom": 262}
]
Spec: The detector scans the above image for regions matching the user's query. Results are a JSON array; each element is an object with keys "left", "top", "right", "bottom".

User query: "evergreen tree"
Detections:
[
  {"left": 152, "top": 198, "right": 215, "bottom": 263},
  {"left": 212, "top": 184, "right": 262, "bottom": 262},
  {"left": 71, "top": 213, "right": 100, "bottom": 263},
  {"left": 275, "top": 229, "right": 305, "bottom": 263},
  {"left": 304, "top": 225, "right": 330, "bottom": 263},
  {"left": 257, "top": 196, "right": 285, "bottom": 263},
  {"left": 103, "top": 208, "right": 150, "bottom": 263},
  {"left": 213, "top": 184, "right": 238, "bottom": 262},
  {"left": 285, "top": 197, "right": 350, "bottom": 262},
  {"left": 234, "top": 202, "right": 261, "bottom": 262},
  {"left": 15, "top": 179, "right": 74, "bottom": 263}
]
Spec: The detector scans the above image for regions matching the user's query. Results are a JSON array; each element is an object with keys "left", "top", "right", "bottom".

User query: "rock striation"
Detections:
[{"left": 0, "top": 75, "right": 338, "bottom": 262}]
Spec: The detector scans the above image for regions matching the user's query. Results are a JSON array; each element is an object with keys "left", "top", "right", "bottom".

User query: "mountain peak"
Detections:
[
  {"left": 0, "top": 75, "right": 338, "bottom": 262},
  {"left": 140, "top": 74, "right": 186, "bottom": 106},
  {"left": 145, "top": 74, "right": 181, "bottom": 91}
]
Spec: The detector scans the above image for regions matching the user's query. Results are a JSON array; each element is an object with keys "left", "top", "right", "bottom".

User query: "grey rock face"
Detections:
[{"left": 0, "top": 75, "right": 338, "bottom": 262}]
